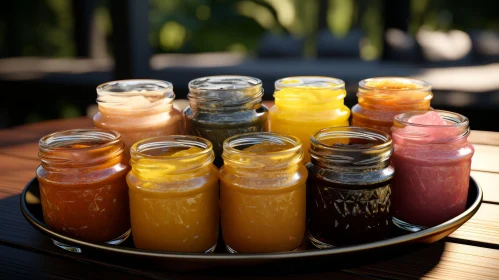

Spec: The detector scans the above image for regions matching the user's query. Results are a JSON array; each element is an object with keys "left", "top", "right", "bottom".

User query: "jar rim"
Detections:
[
  {"left": 39, "top": 129, "right": 122, "bottom": 152},
  {"left": 187, "top": 76, "right": 264, "bottom": 110},
  {"left": 275, "top": 76, "right": 345, "bottom": 90},
  {"left": 130, "top": 135, "right": 214, "bottom": 161},
  {"left": 311, "top": 126, "right": 392, "bottom": 153},
  {"left": 394, "top": 110, "right": 469, "bottom": 129},
  {"left": 223, "top": 132, "right": 302, "bottom": 157},
  {"left": 97, "top": 79, "right": 174, "bottom": 98},
  {"left": 188, "top": 75, "right": 262, "bottom": 91},
  {"left": 359, "top": 77, "right": 432, "bottom": 92}
]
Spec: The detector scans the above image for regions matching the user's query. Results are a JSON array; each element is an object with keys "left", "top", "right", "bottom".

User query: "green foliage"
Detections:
[
  {"left": 0, "top": 0, "right": 74, "bottom": 57},
  {"left": 0, "top": 0, "right": 498, "bottom": 58}
]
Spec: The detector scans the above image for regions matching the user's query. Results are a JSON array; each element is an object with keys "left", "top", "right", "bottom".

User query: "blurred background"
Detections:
[{"left": 0, "top": 0, "right": 498, "bottom": 130}]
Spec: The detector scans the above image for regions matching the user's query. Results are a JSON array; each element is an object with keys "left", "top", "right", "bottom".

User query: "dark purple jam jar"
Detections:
[{"left": 306, "top": 126, "right": 394, "bottom": 248}]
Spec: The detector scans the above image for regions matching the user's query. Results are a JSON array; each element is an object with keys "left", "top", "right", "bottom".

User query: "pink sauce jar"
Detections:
[
  {"left": 93, "top": 80, "right": 184, "bottom": 160},
  {"left": 391, "top": 110, "right": 474, "bottom": 231}
]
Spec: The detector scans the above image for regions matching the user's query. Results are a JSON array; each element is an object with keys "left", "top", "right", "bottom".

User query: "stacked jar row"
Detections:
[{"left": 36, "top": 76, "right": 474, "bottom": 253}]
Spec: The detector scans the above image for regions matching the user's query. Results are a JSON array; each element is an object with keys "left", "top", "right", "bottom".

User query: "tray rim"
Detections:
[{"left": 20, "top": 177, "right": 483, "bottom": 260}]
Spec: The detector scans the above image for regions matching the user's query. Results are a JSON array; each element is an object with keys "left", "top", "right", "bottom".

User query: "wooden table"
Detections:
[{"left": 1, "top": 117, "right": 499, "bottom": 279}]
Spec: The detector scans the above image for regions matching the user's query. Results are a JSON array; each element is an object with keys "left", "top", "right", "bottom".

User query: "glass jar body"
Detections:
[
  {"left": 185, "top": 75, "right": 268, "bottom": 167},
  {"left": 93, "top": 80, "right": 184, "bottom": 159},
  {"left": 127, "top": 135, "right": 219, "bottom": 253},
  {"left": 391, "top": 111, "right": 474, "bottom": 231},
  {"left": 127, "top": 165, "right": 219, "bottom": 253},
  {"left": 184, "top": 106, "right": 268, "bottom": 166},
  {"left": 94, "top": 108, "right": 184, "bottom": 156},
  {"left": 306, "top": 164, "right": 393, "bottom": 247},
  {"left": 306, "top": 127, "right": 394, "bottom": 248},
  {"left": 269, "top": 77, "right": 350, "bottom": 162},
  {"left": 220, "top": 165, "right": 307, "bottom": 253},
  {"left": 219, "top": 132, "right": 307, "bottom": 253},
  {"left": 36, "top": 130, "right": 130, "bottom": 244},
  {"left": 269, "top": 107, "right": 349, "bottom": 163}
]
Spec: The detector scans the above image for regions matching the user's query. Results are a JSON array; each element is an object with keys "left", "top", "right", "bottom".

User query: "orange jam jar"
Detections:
[
  {"left": 220, "top": 132, "right": 307, "bottom": 253},
  {"left": 269, "top": 76, "right": 350, "bottom": 163},
  {"left": 36, "top": 129, "right": 130, "bottom": 249},
  {"left": 93, "top": 80, "right": 184, "bottom": 159},
  {"left": 127, "top": 136, "right": 219, "bottom": 253},
  {"left": 351, "top": 77, "right": 433, "bottom": 134}
]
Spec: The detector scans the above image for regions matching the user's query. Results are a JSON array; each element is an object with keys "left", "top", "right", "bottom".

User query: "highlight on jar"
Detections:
[
  {"left": 390, "top": 110, "right": 474, "bottom": 232},
  {"left": 184, "top": 75, "right": 269, "bottom": 167},
  {"left": 127, "top": 135, "right": 219, "bottom": 253},
  {"left": 36, "top": 129, "right": 131, "bottom": 251},
  {"left": 306, "top": 126, "right": 394, "bottom": 248},
  {"left": 219, "top": 132, "right": 307, "bottom": 253},
  {"left": 93, "top": 79, "right": 184, "bottom": 159},
  {"left": 269, "top": 76, "right": 350, "bottom": 163},
  {"left": 351, "top": 77, "right": 433, "bottom": 134}
]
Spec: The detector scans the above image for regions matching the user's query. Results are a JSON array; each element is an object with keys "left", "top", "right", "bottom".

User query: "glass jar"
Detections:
[
  {"left": 36, "top": 129, "right": 130, "bottom": 250},
  {"left": 93, "top": 79, "right": 184, "bottom": 159},
  {"left": 220, "top": 132, "right": 307, "bottom": 253},
  {"left": 391, "top": 110, "right": 474, "bottom": 232},
  {"left": 351, "top": 77, "right": 433, "bottom": 134},
  {"left": 307, "top": 127, "right": 394, "bottom": 248},
  {"left": 269, "top": 76, "right": 350, "bottom": 163},
  {"left": 127, "top": 135, "right": 219, "bottom": 253},
  {"left": 184, "top": 75, "right": 269, "bottom": 167}
]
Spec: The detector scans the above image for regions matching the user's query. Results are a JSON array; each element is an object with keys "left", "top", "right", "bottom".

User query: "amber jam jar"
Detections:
[
  {"left": 351, "top": 77, "right": 433, "bottom": 134},
  {"left": 184, "top": 76, "right": 269, "bottom": 167},
  {"left": 36, "top": 129, "right": 130, "bottom": 251},
  {"left": 94, "top": 79, "right": 184, "bottom": 159},
  {"left": 220, "top": 132, "right": 307, "bottom": 253},
  {"left": 307, "top": 127, "right": 394, "bottom": 248},
  {"left": 127, "top": 135, "right": 219, "bottom": 253}
]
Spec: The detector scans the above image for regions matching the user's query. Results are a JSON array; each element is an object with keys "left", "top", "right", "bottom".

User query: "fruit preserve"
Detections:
[
  {"left": 220, "top": 132, "right": 307, "bottom": 253},
  {"left": 37, "top": 129, "right": 130, "bottom": 245},
  {"left": 351, "top": 77, "right": 432, "bottom": 134},
  {"left": 127, "top": 136, "right": 219, "bottom": 252},
  {"left": 269, "top": 76, "right": 350, "bottom": 162},
  {"left": 307, "top": 127, "right": 394, "bottom": 248},
  {"left": 391, "top": 110, "right": 474, "bottom": 231},
  {"left": 184, "top": 76, "right": 268, "bottom": 167},
  {"left": 93, "top": 79, "right": 184, "bottom": 159}
]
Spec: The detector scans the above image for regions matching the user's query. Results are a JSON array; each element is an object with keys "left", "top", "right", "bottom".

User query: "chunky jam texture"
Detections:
[
  {"left": 220, "top": 142, "right": 307, "bottom": 253},
  {"left": 37, "top": 142, "right": 130, "bottom": 243},
  {"left": 352, "top": 79, "right": 432, "bottom": 134},
  {"left": 127, "top": 146, "right": 219, "bottom": 252}
]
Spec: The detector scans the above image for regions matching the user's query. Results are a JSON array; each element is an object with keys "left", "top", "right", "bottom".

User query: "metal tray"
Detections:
[{"left": 20, "top": 177, "right": 482, "bottom": 271}]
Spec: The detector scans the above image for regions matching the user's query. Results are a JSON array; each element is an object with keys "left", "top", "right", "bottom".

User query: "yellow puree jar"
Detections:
[
  {"left": 127, "top": 136, "right": 219, "bottom": 253},
  {"left": 269, "top": 76, "right": 350, "bottom": 162}
]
